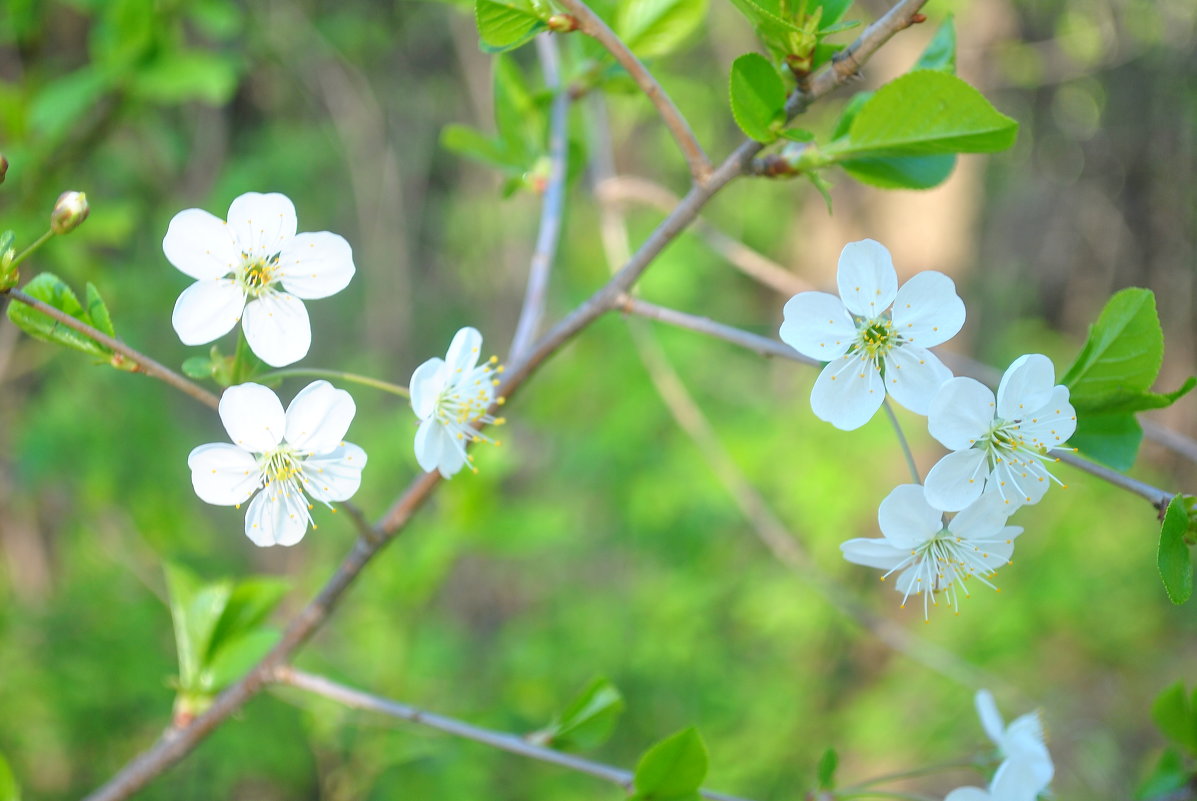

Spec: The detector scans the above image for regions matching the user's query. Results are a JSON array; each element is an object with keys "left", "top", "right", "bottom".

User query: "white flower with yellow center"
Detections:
[
  {"left": 410, "top": 327, "right": 506, "bottom": 478},
  {"left": 924, "top": 354, "right": 1077, "bottom": 511},
  {"left": 165, "top": 192, "right": 356, "bottom": 367},
  {"left": 779, "top": 239, "right": 966, "bottom": 430},
  {"left": 841, "top": 484, "right": 1021, "bottom": 618},
  {"left": 188, "top": 381, "right": 367, "bottom": 547}
]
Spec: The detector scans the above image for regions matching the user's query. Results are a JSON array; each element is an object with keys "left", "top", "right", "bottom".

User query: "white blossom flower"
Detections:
[
  {"left": 165, "top": 192, "right": 356, "bottom": 367},
  {"left": 944, "top": 691, "right": 1053, "bottom": 801},
  {"left": 779, "top": 239, "right": 965, "bottom": 430},
  {"left": 840, "top": 484, "right": 1021, "bottom": 618},
  {"left": 410, "top": 327, "right": 506, "bottom": 478},
  {"left": 924, "top": 354, "right": 1077, "bottom": 511},
  {"left": 188, "top": 381, "right": 367, "bottom": 546}
]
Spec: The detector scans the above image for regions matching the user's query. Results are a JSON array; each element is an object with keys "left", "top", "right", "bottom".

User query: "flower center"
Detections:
[
  {"left": 852, "top": 315, "right": 900, "bottom": 363},
  {"left": 260, "top": 446, "right": 301, "bottom": 487},
  {"left": 236, "top": 252, "right": 281, "bottom": 297},
  {"left": 434, "top": 355, "right": 508, "bottom": 473}
]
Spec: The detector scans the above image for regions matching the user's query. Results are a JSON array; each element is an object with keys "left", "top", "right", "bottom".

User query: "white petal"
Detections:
[
  {"left": 243, "top": 482, "right": 310, "bottom": 547},
  {"left": 779, "top": 292, "right": 855, "bottom": 360},
  {"left": 929, "top": 377, "right": 996, "bottom": 450},
  {"left": 1003, "top": 713, "right": 1054, "bottom": 787},
  {"left": 949, "top": 490, "right": 1013, "bottom": 540},
  {"left": 997, "top": 354, "right": 1056, "bottom": 420},
  {"left": 285, "top": 380, "right": 356, "bottom": 452},
  {"left": 836, "top": 239, "right": 898, "bottom": 318},
  {"left": 883, "top": 345, "right": 952, "bottom": 415},
  {"left": 877, "top": 484, "right": 941, "bottom": 547},
  {"left": 219, "top": 382, "right": 286, "bottom": 452},
  {"left": 301, "top": 442, "right": 367, "bottom": 503},
  {"left": 810, "top": 352, "right": 885, "bottom": 431},
  {"left": 1019, "top": 385, "right": 1077, "bottom": 448},
  {"left": 991, "top": 459, "right": 1050, "bottom": 508},
  {"left": 891, "top": 271, "right": 965, "bottom": 347},
  {"left": 163, "top": 208, "right": 241, "bottom": 280},
  {"left": 188, "top": 443, "right": 262, "bottom": 505},
  {"left": 990, "top": 756, "right": 1050, "bottom": 801},
  {"left": 924, "top": 449, "right": 989, "bottom": 512},
  {"left": 277, "top": 232, "right": 356, "bottom": 299},
  {"left": 243, "top": 292, "right": 311, "bottom": 367},
  {"left": 226, "top": 192, "right": 297, "bottom": 257},
  {"left": 445, "top": 327, "right": 484, "bottom": 374},
  {"left": 944, "top": 788, "right": 991, "bottom": 801},
  {"left": 171, "top": 279, "right": 246, "bottom": 346},
  {"left": 410, "top": 358, "right": 447, "bottom": 419},
  {"left": 840, "top": 537, "right": 909, "bottom": 570},
  {"left": 414, "top": 418, "right": 465, "bottom": 477},
  {"left": 975, "top": 690, "right": 1006, "bottom": 745}
]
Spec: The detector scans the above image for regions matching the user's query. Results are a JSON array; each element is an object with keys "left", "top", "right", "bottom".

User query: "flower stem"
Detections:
[
  {"left": 7, "top": 229, "right": 55, "bottom": 270},
  {"left": 257, "top": 367, "right": 409, "bottom": 398},
  {"left": 883, "top": 399, "right": 921, "bottom": 484}
]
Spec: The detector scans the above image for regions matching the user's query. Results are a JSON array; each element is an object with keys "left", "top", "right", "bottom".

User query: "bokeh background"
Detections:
[{"left": 0, "top": 0, "right": 1195, "bottom": 798}]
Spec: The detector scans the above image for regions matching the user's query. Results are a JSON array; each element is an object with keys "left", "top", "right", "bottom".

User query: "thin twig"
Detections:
[
  {"left": 82, "top": 5, "right": 930, "bottom": 798},
  {"left": 619, "top": 296, "right": 1180, "bottom": 513},
  {"left": 509, "top": 34, "right": 570, "bottom": 363},
  {"left": 882, "top": 399, "right": 921, "bottom": 484},
  {"left": 597, "top": 175, "right": 811, "bottom": 296},
  {"left": 5, "top": 288, "right": 219, "bottom": 410},
  {"left": 274, "top": 668, "right": 756, "bottom": 801},
  {"left": 256, "top": 367, "right": 409, "bottom": 398},
  {"left": 553, "top": 0, "right": 712, "bottom": 183}
]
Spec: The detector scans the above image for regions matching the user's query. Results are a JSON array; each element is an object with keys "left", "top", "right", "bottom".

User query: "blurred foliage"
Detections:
[{"left": 0, "top": 0, "right": 1194, "bottom": 800}]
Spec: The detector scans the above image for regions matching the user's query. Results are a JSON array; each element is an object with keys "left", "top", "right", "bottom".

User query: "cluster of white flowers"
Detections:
[
  {"left": 173, "top": 193, "right": 506, "bottom": 546},
  {"left": 945, "top": 691, "right": 1054, "bottom": 801},
  {"left": 781, "top": 239, "right": 1077, "bottom": 616}
]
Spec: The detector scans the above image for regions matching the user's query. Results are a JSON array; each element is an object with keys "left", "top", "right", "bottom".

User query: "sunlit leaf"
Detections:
[
  {"left": 1158, "top": 497, "right": 1193, "bottom": 605},
  {"left": 728, "top": 53, "right": 786, "bottom": 143},
  {"left": 617, "top": 0, "right": 709, "bottom": 58},
  {"left": 630, "top": 727, "right": 708, "bottom": 801}
]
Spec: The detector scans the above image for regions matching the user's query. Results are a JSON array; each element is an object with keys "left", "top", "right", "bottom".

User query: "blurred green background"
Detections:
[{"left": 0, "top": 0, "right": 1195, "bottom": 799}]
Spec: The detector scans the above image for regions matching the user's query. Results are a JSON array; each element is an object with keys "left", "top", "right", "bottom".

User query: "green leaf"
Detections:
[
  {"left": 7, "top": 273, "right": 112, "bottom": 358},
  {"left": 182, "top": 356, "right": 217, "bottom": 379},
  {"left": 494, "top": 56, "right": 545, "bottom": 167},
  {"left": 816, "top": 747, "right": 837, "bottom": 789},
  {"left": 0, "top": 752, "right": 18, "bottom": 801},
  {"left": 200, "top": 629, "right": 280, "bottom": 693},
  {"left": 475, "top": 0, "right": 546, "bottom": 53},
  {"left": 538, "top": 677, "right": 625, "bottom": 751},
  {"left": 130, "top": 51, "right": 240, "bottom": 104},
  {"left": 441, "top": 124, "right": 524, "bottom": 170},
  {"left": 1062, "top": 288, "right": 1163, "bottom": 401},
  {"left": 84, "top": 283, "right": 116, "bottom": 338},
  {"left": 826, "top": 70, "right": 1018, "bottom": 159},
  {"left": 841, "top": 154, "right": 956, "bottom": 189},
  {"left": 913, "top": 17, "right": 955, "bottom": 73},
  {"left": 1159, "top": 496, "right": 1193, "bottom": 605},
  {"left": 728, "top": 53, "right": 787, "bottom": 143},
  {"left": 29, "top": 66, "right": 113, "bottom": 142},
  {"left": 1136, "top": 747, "right": 1187, "bottom": 800},
  {"left": 1071, "top": 377, "right": 1197, "bottom": 416},
  {"left": 1151, "top": 683, "right": 1195, "bottom": 750},
  {"left": 631, "top": 727, "right": 708, "bottom": 800},
  {"left": 1069, "top": 412, "right": 1142, "bottom": 471},
  {"left": 726, "top": 0, "right": 802, "bottom": 38},
  {"left": 164, "top": 563, "right": 233, "bottom": 692},
  {"left": 779, "top": 128, "right": 814, "bottom": 142},
  {"left": 814, "top": 0, "right": 852, "bottom": 29},
  {"left": 617, "top": 0, "right": 709, "bottom": 58},
  {"left": 206, "top": 577, "right": 289, "bottom": 663}
]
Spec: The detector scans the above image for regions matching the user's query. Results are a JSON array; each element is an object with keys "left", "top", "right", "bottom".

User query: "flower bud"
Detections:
[
  {"left": 546, "top": 13, "right": 578, "bottom": 32},
  {"left": 0, "top": 154, "right": 8, "bottom": 184},
  {"left": 50, "top": 191, "right": 89, "bottom": 235}
]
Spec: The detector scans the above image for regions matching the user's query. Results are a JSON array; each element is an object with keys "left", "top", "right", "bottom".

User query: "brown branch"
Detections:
[
  {"left": 553, "top": 0, "right": 713, "bottom": 183},
  {"left": 81, "top": 4, "right": 931, "bottom": 798},
  {"left": 274, "top": 668, "right": 757, "bottom": 801},
  {"left": 509, "top": 34, "right": 571, "bottom": 363},
  {"left": 5, "top": 289, "right": 219, "bottom": 410}
]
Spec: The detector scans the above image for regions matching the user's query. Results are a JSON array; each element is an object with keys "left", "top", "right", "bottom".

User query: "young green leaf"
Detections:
[
  {"left": 164, "top": 563, "right": 233, "bottom": 692},
  {"left": 1151, "top": 683, "right": 1196, "bottom": 750},
  {"left": 1136, "top": 748, "right": 1188, "bottom": 800},
  {"left": 729, "top": 53, "right": 787, "bottom": 143},
  {"left": 840, "top": 154, "right": 956, "bottom": 189},
  {"left": 494, "top": 56, "right": 545, "bottom": 167},
  {"left": 475, "top": 0, "right": 547, "bottom": 53},
  {"left": 182, "top": 355, "right": 217, "bottom": 379},
  {"left": 1062, "top": 288, "right": 1163, "bottom": 401},
  {"left": 816, "top": 747, "right": 838, "bottom": 789},
  {"left": 1068, "top": 412, "right": 1142, "bottom": 471},
  {"left": 200, "top": 629, "right": 281, "bottom": 693},
  {"left": 206, "top": 576, "right": 289, "bottom": 663},
  {"left": 825, "top": 70, "right": 1017, "bottom": 159},
  {"left": 617, "top": 0, "right": 709, "bottom": 59},
  {"left": 84, "top": 283, "right": 116, "bottom": 338},
  {"left": 1071, "top": 378, "right": 1197, "bottom": 416},
  {"left": 814, "top": 0, "right": 852, "bottom": 29},
  {"left": 631, "top": 727, "right": 708, "bottom": 800},
  {"left": 0, "top": 752, "right": 18, "bottom": 801},
  {"left": 6, "top": 273, "right": 113, "bottom": 358},
  {"left": 913, "top": 17, "right": 956, "bottom": 73},
  {"left": 1158, "top": 496, "right": 1193, "bottom": 605},
  {"left": 537, "top": 676, "right": 625, "bottom": 751}
]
